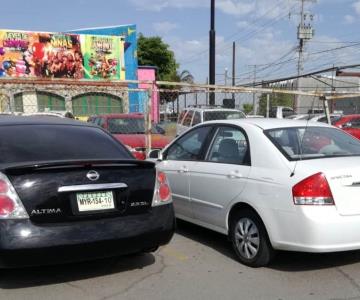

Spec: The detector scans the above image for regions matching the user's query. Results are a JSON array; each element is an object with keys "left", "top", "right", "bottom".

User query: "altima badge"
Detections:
[{"left": 87, "top": 170, "right": 100, "bottom": 181}]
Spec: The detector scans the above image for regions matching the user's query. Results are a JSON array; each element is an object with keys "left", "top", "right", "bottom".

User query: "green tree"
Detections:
[
  {"left": 138, "top": 33, "right": 179, "bottom": 81},
  {"left": 242, "top": 103, "right": 253, "bottom": 114},
  {"left": 258, "top": 92, "right": 294, "bottom": 116}
]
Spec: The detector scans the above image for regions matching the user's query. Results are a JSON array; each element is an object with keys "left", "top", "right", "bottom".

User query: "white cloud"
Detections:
[
  {"left": 353, "top": 1, "right": 360, "bottom": 15},
  {"left": 153, "top": 21, "right": 178, "bottom": 34},
  {"left": 217, "top": 1, "right": 254, "bottom": 16},
  {"left": 129, "top": 0, "right": 208, "bottom": 11},
  {"left": 344, "top": 14, "right": 355, "bottom": 24},
  {"left": 129, "top": 0, "right": 288, "bottom": 19}
]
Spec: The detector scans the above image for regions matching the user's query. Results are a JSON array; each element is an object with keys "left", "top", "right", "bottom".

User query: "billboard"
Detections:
[
  {"left": 81, "top": 35, "right": 124, "bottom": 80},
  {"left": 0, "top": 29, "right": 125, "bottom": 80},
  {"left": 70, "top": 25, "right": 139, "bottom": 111},
  {"left": 70, "top": 24, "right": 137, "bottom": 82}
]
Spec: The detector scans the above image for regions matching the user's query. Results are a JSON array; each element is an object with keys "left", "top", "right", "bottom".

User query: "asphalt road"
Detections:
[{"left": 1, "top": 220, "right": 360, "bottom": 300}]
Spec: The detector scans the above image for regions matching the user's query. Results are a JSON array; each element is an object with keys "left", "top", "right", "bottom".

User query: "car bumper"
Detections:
[
  {"left": 0, "top": 204, "right": 175, "bottom": 268},
  {"left": 270, "top": 206, "right": 360, "bottom": 253}
]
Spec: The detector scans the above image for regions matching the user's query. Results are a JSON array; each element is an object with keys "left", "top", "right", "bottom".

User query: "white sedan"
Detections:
[{"left": 154, "top": 118, "right": 360, "bottom": 267}]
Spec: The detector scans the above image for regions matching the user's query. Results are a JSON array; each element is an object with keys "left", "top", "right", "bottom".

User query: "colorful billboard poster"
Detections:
[
  {"left": 0, "top": 30, "right": 84, "bottom": 79},
  {"left": 0, "top": 29, "right": 125, "bottom": 80},
  {"left": 80, "top": 35, "right": 124, "bottom": 80},
  {"left": 70, "top": 24, "right": 137, "bottom": 82}
]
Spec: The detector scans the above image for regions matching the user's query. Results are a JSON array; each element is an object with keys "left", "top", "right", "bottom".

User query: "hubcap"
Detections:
[{"left": 234, "top": 218, "right": 260, "bottom": 260}]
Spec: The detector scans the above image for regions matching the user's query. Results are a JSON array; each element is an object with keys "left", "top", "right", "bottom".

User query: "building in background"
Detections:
[
  {"left": 0, "top": 27, "right": 138, "bottom": 117},
  {"left": 291, "top": 77, "right": 360, "bottom": 114},
  {"left": 137, "top": 66, "right": 159, "bottom": 123}
]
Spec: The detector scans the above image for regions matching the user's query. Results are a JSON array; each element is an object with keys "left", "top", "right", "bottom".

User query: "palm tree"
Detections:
[{"left": 178, "top": 70, "right": 194, "bottom": 84}]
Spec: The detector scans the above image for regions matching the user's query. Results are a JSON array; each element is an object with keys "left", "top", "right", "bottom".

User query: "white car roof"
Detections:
[{"left": 203, "top": 118, "right": 332, "bottom": 130}]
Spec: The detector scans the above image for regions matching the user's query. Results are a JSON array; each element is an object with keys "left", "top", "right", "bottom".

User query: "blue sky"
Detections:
[{"left": 0, "top": 0, "right": 359, "bottom": 84}]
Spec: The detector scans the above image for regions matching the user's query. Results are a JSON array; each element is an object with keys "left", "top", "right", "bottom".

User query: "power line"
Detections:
[
  {"left": 181, "top": 3, "right": 295, "bottom": 66},
  {"left": 238, "top": 64, "right": 360, "bottom": 87}
]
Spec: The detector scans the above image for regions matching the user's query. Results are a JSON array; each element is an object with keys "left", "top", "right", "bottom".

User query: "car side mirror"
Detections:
[
  {"left": 149, "top": 149, "right": 162, "bottom": 160},
  {"left": 342, "top": 122, "right": 352, "bottom": 129}
]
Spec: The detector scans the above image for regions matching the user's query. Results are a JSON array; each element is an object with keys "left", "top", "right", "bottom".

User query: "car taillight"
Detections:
[
  {"left": 292, "top": 172, "right": 334, "bottom": 205},
  {"left": 152, "top": 171, "right": 172, "bottom": 206},
  {"left": 0, "top": 173, "right": 28, "bottom": 218}
]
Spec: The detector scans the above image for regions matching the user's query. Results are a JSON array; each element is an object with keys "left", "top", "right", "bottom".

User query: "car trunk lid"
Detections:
[
  {"left": 3, "top": 159, "right": 156, "bottom": 223},
  {"left": 295, "top": 157, "right": 360, "bottom": 216}
]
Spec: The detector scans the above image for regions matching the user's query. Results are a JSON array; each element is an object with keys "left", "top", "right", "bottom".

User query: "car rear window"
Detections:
[
  {"left": 0, "top": 125, "right": 132, "bottom": 163},
  {"left": 265, "top": 126, "right": 360, "bottom": 160},
  {"left": 204, "top": 111, "right": 245, "bottom": 121}
]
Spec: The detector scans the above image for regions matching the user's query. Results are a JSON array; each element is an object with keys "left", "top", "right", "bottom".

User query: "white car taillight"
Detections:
[
  {"left": 292, "top": 172, "right": 334, "bottom": 205},
  {"left": 0, "top": 173, "right": 29, "bottom": 219},
  {"left": 152, "top": 171, "right": 172, "bottom": 206}
]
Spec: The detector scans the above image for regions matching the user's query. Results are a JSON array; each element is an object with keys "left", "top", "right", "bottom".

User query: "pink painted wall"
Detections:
[{"left": 138, "top": 67, "right": 159, "bottom": 123}]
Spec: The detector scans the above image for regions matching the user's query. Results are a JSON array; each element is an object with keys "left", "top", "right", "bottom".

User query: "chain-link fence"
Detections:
[{"left": 1, "top": 78, "right": 360, "bottom": 159}]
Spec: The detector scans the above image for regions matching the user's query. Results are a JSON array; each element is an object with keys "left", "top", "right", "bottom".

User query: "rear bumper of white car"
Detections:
[{"left": 270, "top": 206, "right": 360, "bottom": 253}]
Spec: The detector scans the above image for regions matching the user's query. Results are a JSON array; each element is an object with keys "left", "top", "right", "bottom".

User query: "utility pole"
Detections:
[
  {"left": 224, "top": 68, "right": 228, "bottom": 86},
  {"left": 209, "top": 0, "right": 216, "bottom": 106},
  {"left": 294, "top": 0, "right": 316, "bottom": 112},
  {"left": 232, "top": 42, "right": 236, "bottom": 101}
]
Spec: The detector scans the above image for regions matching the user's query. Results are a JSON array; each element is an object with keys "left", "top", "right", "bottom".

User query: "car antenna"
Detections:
[{"left": 290, "top": 90, "right": 319, "bottom": 177}]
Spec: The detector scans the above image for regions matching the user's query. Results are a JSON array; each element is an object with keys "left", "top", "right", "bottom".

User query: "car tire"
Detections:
[{"left": 230, "top": 209, "right": 275, "bottom": 267}]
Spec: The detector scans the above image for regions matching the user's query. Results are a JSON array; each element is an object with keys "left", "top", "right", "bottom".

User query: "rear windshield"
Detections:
[
  {"left": 204, "top": 111, "right": 245, "bottom": 122},
  {"left": 265, "top": 126, "right": 360, "bottom": 160},
  {"left": 0, "top": 125, "right": 132, "bottom": 163},
  {"left": 108, "top": 118, "right": 161, "bottom": 134}
]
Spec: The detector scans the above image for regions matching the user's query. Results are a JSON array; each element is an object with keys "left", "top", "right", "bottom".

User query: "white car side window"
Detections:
[
  {"left": 166, "top": 126, "right": 211, "bottom": 161},
  {"left": 207, "top": 126, "right": 249, "bottom": 165}
]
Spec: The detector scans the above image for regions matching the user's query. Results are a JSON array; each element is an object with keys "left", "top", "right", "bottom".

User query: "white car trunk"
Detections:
[{"left": 295, "top": 157, "right": 360, "bottom": 216}]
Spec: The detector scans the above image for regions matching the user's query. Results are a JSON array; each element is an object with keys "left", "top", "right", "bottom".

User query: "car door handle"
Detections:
[
  {"left": 227, "top": 171, "right": 242, "bottom": 179},
  {"left": 178, "top": 166, "right": 189, "bottom": 173}
]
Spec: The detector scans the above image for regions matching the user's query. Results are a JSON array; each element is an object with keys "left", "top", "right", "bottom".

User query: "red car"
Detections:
[
  {"left": 332, "top": 114, "right": 360, "bottom": 140},
  {"left": 89, "top": 113, "right": 171, "bottom": 160}
]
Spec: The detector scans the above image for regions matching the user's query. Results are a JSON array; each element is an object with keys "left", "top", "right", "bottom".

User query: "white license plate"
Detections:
[{"left": 76, "top": 191, "right": 115, "bottom": 212}]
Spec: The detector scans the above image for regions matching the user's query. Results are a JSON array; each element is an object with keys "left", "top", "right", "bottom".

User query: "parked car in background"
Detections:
[
  {"left": 285, "top": 114, "right": 311, "bottom": 120},
  {"left": 153, "top": 118, "right": 360, "bottom": 267},
  {"left": 309, "top": 113, "right": 342, "bottom": 123},
  {"left": 176, "top": 106, "right": 246, "bottom": 136},
  {"left": 89, "top": 113, "right": 171, "bottom": 160},
  {"left": 269, "top": 106, "right": 294, "bottom": 119},
  {"left": 332, "top": 114, "right": 360, "bottom": 139},
  {"left": 0, "top": 116, "right": 174, "bottom": 267}
]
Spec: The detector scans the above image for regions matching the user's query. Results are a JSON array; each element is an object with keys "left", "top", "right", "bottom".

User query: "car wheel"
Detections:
[{"left": 230, "top": 209, "right": 274, "bottom": 267}]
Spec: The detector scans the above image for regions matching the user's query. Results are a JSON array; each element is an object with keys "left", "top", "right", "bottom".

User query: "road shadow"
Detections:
[
  {"left": 0, "top": 253, "right": 155, "bottom": 289},
  {"left": 176, "top": 219, "right": 360, "bottom": 271},
  {"left": 270, "top": 250, "right": 360, "bottom": 272},
  {"left": 176, "top": 219, "right": 237, "bottom": 260}
]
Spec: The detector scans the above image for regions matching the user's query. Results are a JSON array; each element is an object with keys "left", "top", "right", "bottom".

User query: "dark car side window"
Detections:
[
  {"left": 349, "top": 118, "right": 360, "bottom": 128},
  {"left": 166, "top": 126, "right": 212, "bottom": 161},
  {"left": 206, "top": 126, "right": 250, "bottom": 165}
]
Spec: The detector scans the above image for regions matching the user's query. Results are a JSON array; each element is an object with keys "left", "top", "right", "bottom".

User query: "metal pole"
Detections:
[
  {"left": 206, "top": 77, "right": 209, "bottom": 105},
  {"left": 232, "top": 41, "right": 236, "bottom": 101},
  {"left": 322, "top": 96, "right": 331, "bottom": 125},
  {"left": 209, "top": 0, "right": 216, "bottom": 106},
  {"left": 252, "top": 65, "right": 257, "bottom": 115},
  {"left": 145, "top": 88, "right": 152, "bottom": 158},
  {"left": 266, "top": 94, "right": 270, "bottom": 118}
]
